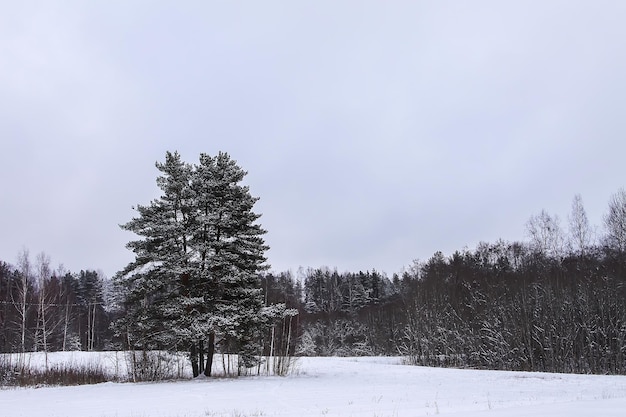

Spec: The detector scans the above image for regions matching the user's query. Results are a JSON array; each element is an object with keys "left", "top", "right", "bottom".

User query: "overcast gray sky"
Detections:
[{"left": 2, "top": 1, "right": 626, "bottom": 278}]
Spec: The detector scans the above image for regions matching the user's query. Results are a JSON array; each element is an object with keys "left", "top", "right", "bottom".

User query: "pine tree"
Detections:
[
  {"left": 189, "top": 152, "right": 272, "bottom": 374},
  {"left": 113, "top": 152, "right": 192, "bottom": 357},
  {"left": 114, "top": 151, "right": 283, "bottom": 377}
]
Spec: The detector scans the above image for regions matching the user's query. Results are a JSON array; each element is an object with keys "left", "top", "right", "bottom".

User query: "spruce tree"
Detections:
[{"left": 114, "top": 151, "right": 280, "bottom": 377}]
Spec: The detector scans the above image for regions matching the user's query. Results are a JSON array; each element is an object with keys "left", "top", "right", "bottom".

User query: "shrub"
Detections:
[{"left": 125, "top": 350, "right": 189, "bottom": 382}]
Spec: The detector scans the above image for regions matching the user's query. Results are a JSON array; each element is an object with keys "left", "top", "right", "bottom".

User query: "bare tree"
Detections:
[
  {"left": 568, "top": 194, "right": 594, "bottom": 255},
  {"left": 55, "top": 264, "right": 74, "bottom": 352},
  {"left": 526, "top": 210, "right": 566, "bottom": 258},
  {"left": 12, "top": 249, "right": 32, "bottom": 371},
  {"left": 603, "top": 188, "right": 626, "bottom": 252},
  {"left": 34, "top": 252, "right": 54, "bottom": 368}
]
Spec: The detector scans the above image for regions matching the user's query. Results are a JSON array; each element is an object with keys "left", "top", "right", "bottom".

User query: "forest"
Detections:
[
  {"left": 0, "top": 257, "right": 112, "bottom": 354},
  {"left": 2, "top": 189, "right": 626, "bottom": 375}
]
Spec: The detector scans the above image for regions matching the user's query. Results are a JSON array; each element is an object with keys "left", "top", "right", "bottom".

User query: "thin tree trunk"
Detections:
[
  {"left": 204, "top": 332, "right": 215, "bottom": 376},
  {"left": 62, "top": 302, "right": 69, "bottom": 351},
  {"left": 190, "top": 342, "right": 199, "bottom": 377},
  {"left": 35, "top": 297, "right": 42, "bottom": 352},
  {"left": 87, "top": 303, "right": 91, "bottom": 351},
  {"left": 286, "top": 315, "right": 293, "bottom": 356},
  {"left": 199, "top": 340, "right": 204, "bottom": 374},
  {"left": 20, "top": 281, "right": 27, "bottom": 356},
  {"left": 268, "top": 325, "right": 275, "bottom": 374},
  {"left": 40, "top": 297, "right": 48, "bottom": 370},
  {"left": 126, "top": 331, "right": 137, "bottom": 382},
  {"left": 90, "top": 304, "right": 97, "bottom": 351}
]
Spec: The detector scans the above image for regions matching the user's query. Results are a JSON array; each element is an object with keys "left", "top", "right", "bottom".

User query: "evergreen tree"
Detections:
[
  {"left": 113, "top": 151, "right": 192, "bottom": 357},
  {"left": 114, "top": 151, "right": 282, "bottom": 377}
]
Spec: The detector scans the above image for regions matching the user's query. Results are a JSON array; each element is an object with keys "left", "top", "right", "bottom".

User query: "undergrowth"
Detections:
[
  {"left": 1, "top": 352, "right": 298, "bottom": 387},
  {"left": 1, "top": 358, "right": 109, "bottom": 387}
]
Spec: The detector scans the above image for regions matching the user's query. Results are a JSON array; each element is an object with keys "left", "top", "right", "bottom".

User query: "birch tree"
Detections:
[
  {"left": 34, "top": 252, "right": 51, "bottom": 354},
  {"left": 568, "top": 194, "right": 593, "bottom": 256},
  {"left": 526, "top": 210, "right": 566, "bottom": 258},
  {"left": 604, "top": 188, "right": 626, "bottom": 253}
]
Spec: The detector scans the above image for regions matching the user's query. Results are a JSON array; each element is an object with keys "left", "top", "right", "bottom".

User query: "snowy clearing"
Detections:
[{"left": 2, "top": 354, "right": 626, "bottom": 417}]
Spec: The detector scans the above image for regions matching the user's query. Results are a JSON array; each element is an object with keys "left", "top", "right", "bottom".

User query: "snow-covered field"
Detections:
[{"left": 2, "top": 353, "right": 626, "bottom": 417}]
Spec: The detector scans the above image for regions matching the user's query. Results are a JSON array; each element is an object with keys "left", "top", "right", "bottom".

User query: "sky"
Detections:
[{"left": 2, "top": 1, "right": 626, "bottom": 278}]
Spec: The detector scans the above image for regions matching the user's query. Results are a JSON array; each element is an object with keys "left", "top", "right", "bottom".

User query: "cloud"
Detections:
[{"left": 1, "top": 1, "right": 626, "bottom": 276}]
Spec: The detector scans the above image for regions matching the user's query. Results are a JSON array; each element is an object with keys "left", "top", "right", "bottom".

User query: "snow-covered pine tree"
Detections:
[
  {"left": 112, "top": 151, "right": 193, "bottom": 371},
  {"left": 190, "top": 152, "right": 273, "bottom": 375},
  {"left": 114, "top": 151, "right": 284, "bottom": 378}
]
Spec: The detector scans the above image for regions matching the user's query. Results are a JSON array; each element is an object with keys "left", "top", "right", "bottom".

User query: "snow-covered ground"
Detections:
[{"left": 2, "top": 353, "right": 626, "bottom": 417}]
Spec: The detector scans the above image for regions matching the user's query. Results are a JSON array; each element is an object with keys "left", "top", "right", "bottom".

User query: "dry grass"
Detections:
[{"left": 1, "top": 356, "right": 109, "bottom": 387}]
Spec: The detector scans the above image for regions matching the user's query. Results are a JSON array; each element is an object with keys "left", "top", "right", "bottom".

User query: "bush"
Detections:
[{"left": 125, "top": 350, "right": 189, "bottom": 382}]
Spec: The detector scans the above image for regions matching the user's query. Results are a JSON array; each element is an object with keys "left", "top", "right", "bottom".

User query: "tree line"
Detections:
[
  {"left": 2, "top": 149, "right": 625, "bottom": 376},
  {"left": 0, "top": 250, "right": 112, "bottom": 354},
  {"left": 262, "top": 190, "right": 626, "bottom": 375}
]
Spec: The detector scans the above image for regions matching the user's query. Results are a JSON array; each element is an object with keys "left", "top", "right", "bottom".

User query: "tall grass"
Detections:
[
  {"left": 0, "top": 351, "right": 298, "bottom": 387},
  {"left": 0, "top": 354, "right": 109, "bottom": 387}
]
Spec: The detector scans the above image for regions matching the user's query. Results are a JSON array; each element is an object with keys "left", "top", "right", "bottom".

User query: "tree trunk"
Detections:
[
  {"left": 87, "top": 303, "right": 92, "bottom": 351},
  {"left": 204, "top": 332, "right": 215, "bottom": 376},
  {"left": 62, "top": 302, "right": 69, "bottom": 351},
  {"left": 199, "top": 339, "right": 205, "bottom": 374},
  {"left": 190, "top": 342, "right": 199, "bottom": 377}
]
